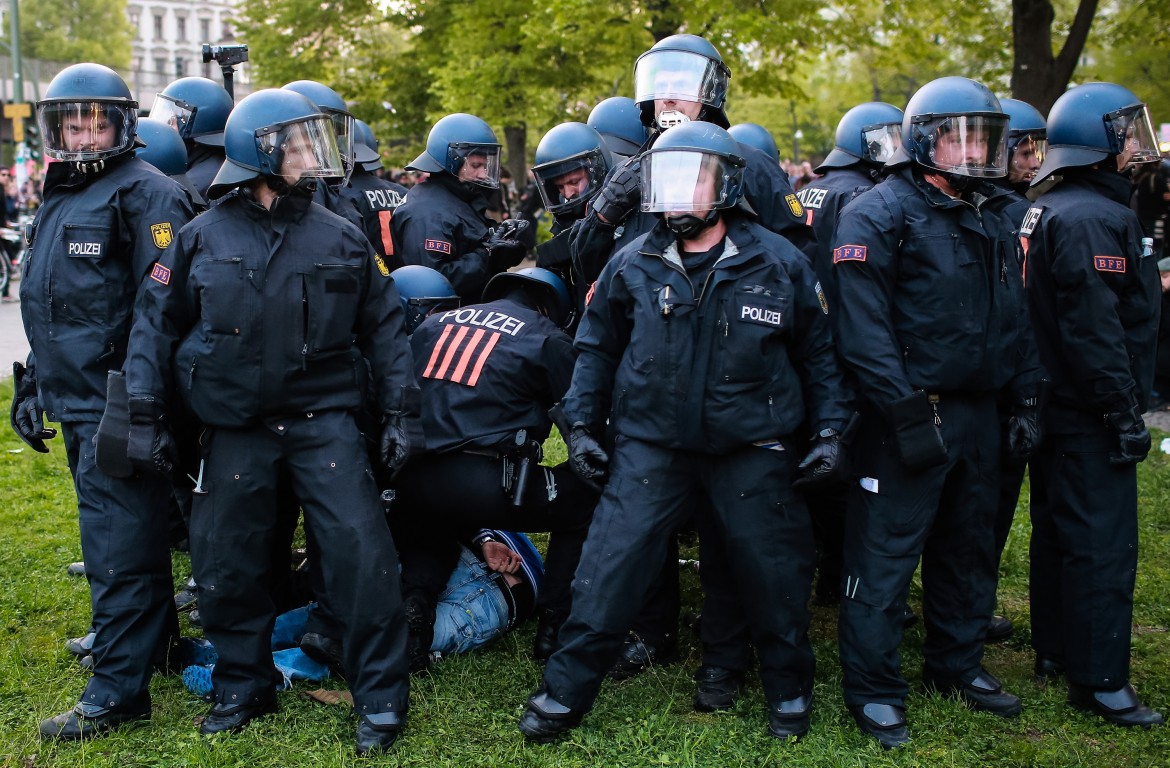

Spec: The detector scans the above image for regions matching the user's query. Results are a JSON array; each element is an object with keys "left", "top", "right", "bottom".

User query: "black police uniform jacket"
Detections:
[
  {"left": 832, "top": 167, "right": 1042, "bottom": 412},
  {"left": 1022, "top": 167, "right": 1159, "bottom": 419},
  {"left": 410, "top": 297, "right": 575, "bottom": 454},
  {"left": 562, "top": 211, "right": 850, "bottom": 453},
  {"left": 390, "top": 174, "right": 495, "bottom": 302},
  {"left": 124, "top": 188, "right": 420, "bottom": 427},
  {"left": 569, "top": 141, "right": 816, "bottom": 289},
  {"left": 339, "top": 170, "right": 408, "bottom": 261},
  {"left": 21, "top": 154, "right": 194, "bottom": 422},
  {"left": 795, "top": 165, "right": 876, "bottom": 289}
]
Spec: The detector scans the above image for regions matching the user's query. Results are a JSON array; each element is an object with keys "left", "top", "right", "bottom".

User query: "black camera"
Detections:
[{"left": 202, "top": 44, "right": 249, "bottom": 67}]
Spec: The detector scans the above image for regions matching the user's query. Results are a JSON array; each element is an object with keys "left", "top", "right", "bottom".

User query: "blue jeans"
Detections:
[{"left": 431, "top": 546, "right": 511, "bottom": 657}]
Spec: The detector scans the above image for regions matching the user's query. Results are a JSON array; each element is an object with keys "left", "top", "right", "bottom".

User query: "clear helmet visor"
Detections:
[
  {"left": 325, "top": 108, "right": 355, "bottom": 179},
  {"left": 1107, "top": 104, "right": 1160, "bottom": 170},
  {"left": 148, "top": 94, "right": 196, "bottom": 138},
  {"left": 641, "top": 150, "right": 739, "bottom": 213},
  {"left": 450, "top": 143, "right": 501, "bottom": 188},
  {"left": 861, "top": 122, "right": 903, "bottom": 164},
  {"left": 1008, "top": 134, "right": 1046, "bottom": 184},
  {"left": 38, "top": 101, "right": 137, "bottom": 162},
  {"left": 533, "top": 149, "right": 608, "bottom": 214},
  {"left": 634, "top": 50, "right": 728, "bottom": 109},
  {"left": 919, "top": 114, "right": 1010, "bottom": 177},
  {"left": 257, "top": 116, "right": 345, "bottom": 182}
]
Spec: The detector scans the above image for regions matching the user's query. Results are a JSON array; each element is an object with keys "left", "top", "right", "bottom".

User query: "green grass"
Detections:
[{"left": 2, "top": 384, "right": 1170, "bottom": 766}]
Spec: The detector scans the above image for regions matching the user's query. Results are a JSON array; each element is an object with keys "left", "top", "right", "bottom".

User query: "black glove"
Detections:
[
  {"left": 380, "top": 411, "right": 414, "bottom": 478},
  {"left": 794, "top": 428, "right": 843, "bottom": 487},
  {"left": 126, "top": 397, "right": 176, "bottom": 475},
  {"left": 1005, "top": 396, "right": 1041, "bottom": 459},
  {"left": 566, "top": 423, "right": 609, "bottom": 492},
  {"left": 1105, "top": 404, "right": 1150, "bottom": 466},
  {"left": 590, "top": 157, "right": 641, "bottom": 225},
  {"left": 10, "top": 361, "right": 56, "bottom": 452},
  {"left": 886, "top": 391, "right": 947, "bottom": 471},
  {"left": 484, "top": 219, "right": 530, "bottom": 270}
]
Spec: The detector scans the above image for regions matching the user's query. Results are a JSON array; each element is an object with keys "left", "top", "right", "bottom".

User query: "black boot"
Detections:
[
  {"left": 1068, "top": 683, "right": 1164, "bottom": 728},
  {"left": 532, "top": 609, "right": 566, "bottom": 664},
  {"left": 403, "top": 592, "right": 436, "bottom": 676},
  {"left": 608, "top": 632, "right": 678, "bottom": 680},
  {"left": 518, "top": 690, "right": 583, "bottom": 742}
]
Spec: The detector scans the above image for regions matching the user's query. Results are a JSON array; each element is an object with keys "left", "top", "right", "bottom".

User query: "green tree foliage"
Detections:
[{"left": 19, "top": 0, "right": 134, "bottom": 68}]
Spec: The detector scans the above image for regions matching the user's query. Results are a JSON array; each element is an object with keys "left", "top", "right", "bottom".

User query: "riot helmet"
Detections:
[
  {"left": 406, "top": 113, "right": 501, "bottom": 189},
  {"left": 353, "top": 119, "right": 383, "bottom": 172},
  {"left": 482, "top": 267, "right": 572, "bottom": 328},
  {"left": 135, "top": 118, "right": 206, "bottom": 206},
  {"left": 149, "top": 76, "right": 233, "bottom": 146},
  {"left": 901, "top": 77, "right": 1009, "bottom": 189},
  {"left": 818, "top": 102, "right": 904, "bottom": 172},
  {"left": 209, "top": 89, "right": 343, "bottom": 198},
  {"left": 641, "top": 121, "right": 745, "bottom": 239},
  {"left": 999, "top": 98, "right": 1047, "bottom": 187},
  {"left": 1033, "top": 82, "right": 1159, "bottom": 186},
  {"left": 283, "top": 80, "right": 355, "bottom": 180},
  {"left": 532, "top": 122, "right": 612, "bottom": 219},
  {"left": 728, "top": 123, "right": 779, "bottom": 164},
  {"left": 391, "top": 265, "right": 460, "bottom": 334},
  {"left": 37, "top": 63, "right": 138, "bottom": 167},
  {"left": 587, "top": 96, "right": 649, "bottom": 159},
  {"left": 634, "top": 35, "right": 731, "bottom": 130}
]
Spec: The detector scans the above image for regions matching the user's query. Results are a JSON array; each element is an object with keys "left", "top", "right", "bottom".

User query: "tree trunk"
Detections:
[
  {"left": 1011, "top": 0, "right": 1099, "bottom": 114},
  {"left": 503, "top": 122, "right": 528, "bottom": 204}
]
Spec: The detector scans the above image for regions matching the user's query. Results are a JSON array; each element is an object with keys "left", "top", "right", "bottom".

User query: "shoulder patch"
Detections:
[
  {"left": 815, "top": 281, "right": 829, "bottom": 315},
  {"left": 373, "top": 254, "right": 390, "bottom": 277},
  {"left": 150, "top": 262, "right": 171, "bottom": 286},
  {"left": 1019, "top": 207, "right": 1042, "bottom": 237},
  {"left": 424, "top": 238, "right": 453, "bottom": 255},
  {"left": 833, "top": 244, "right": 868, "bottom": 264},
  {"left": 1094, "top": 255, "right": 1126, "bottom": 274},
  {"left": 150, "top": 222, "right": 173, "bottom": 250},
  {"left": 585, "top": 281, "right": 596, "bottom": 306},
  {"left": 785, "top": 193, "right": 803, "bottom": 217}
]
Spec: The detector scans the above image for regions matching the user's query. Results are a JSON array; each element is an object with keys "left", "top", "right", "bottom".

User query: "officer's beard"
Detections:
[{"left": 665, "top": 209, "right": 719, "bottom": 240}]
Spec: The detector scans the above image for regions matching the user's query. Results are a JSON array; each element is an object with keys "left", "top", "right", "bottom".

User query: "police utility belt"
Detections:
[{"left": 461, "top": 429, "right": 557, "bottom": 506}]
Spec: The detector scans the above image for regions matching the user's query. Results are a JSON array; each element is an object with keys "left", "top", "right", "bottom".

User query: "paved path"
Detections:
[{"left": 0, "top": 287, "right": 29, "bottom": 376}]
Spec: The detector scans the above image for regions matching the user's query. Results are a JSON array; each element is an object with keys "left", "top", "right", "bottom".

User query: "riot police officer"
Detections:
[
  {"left": 391, "top": 113, "right": 528, "bottom": 302},
  {"left": 390, "top": 267, "right": 598, "bottom": 671},
  {"left": 985, "top": 97, "right": 1049, "bottom": 643},
  {"left": 795, "top": 101, "right": 903, "bottom": 291},
  {"left": 568, "top": 34, "right": 820, "bottom": 680},
  {"left": 1022, "top": 82, "right": 1163, "bottom": 728},
  {"left": 148, "top": 76, "right": 233, "bottom": 199},
  {"left": 832, "top": 77, "right": 1041, "bottom": 748},
  {"left": 122, "top": 88, "right": 421, "bottom": 754},
  {"left": 518, "top": 122, "right": 849, "bottom": 743},
  {"left": 282, "top": 80, "right": 364, "bottom": 228},
  {"left": 15, "top": 63, "right": 194, "bottom": 740},
  {"left": 530, "top": 121, "right": 613, "bottom": 324},
  {"left": 340, "top": 119, "right": 409, "bottom": 261}
]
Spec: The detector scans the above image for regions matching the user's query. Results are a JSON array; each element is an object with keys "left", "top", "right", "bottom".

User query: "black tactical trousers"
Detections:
[
  {"left": 63, "top": 421, "right": 178, "bottom": 711},
  {"left": 189, "top": 410, "right": 408, "bottom": 715},
  {"left": 391, "top": 451, "right": 596, "bottom": 615},
  {"left": 543, "top": 436, "right": 815, "bottom": 712},
  {"left": 1029, "top": 428, "right": 1138, "bottom": 689},
  {"left": 839, "top": 394, "right": 999, "bottom": 707}
]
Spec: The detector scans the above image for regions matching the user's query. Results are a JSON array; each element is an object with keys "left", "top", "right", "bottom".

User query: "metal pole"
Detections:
[{"left": 9, "top": 0, "right": 21, "bottom": 103}]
